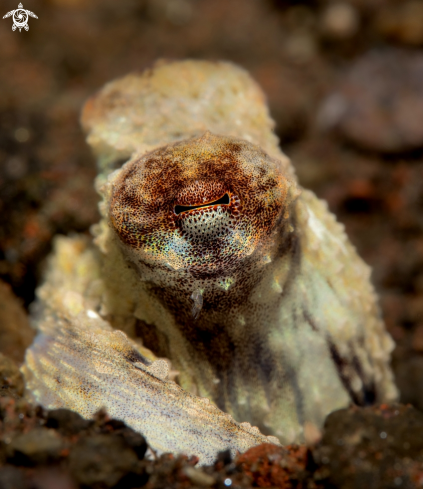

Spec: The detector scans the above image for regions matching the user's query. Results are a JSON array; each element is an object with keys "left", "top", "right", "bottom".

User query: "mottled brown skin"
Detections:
[
  {"left": 110, "top": 133, "right": 293, "bottom": 280},
  {"left": 114, "top": 134, "right": 289, "bottom": 278}
]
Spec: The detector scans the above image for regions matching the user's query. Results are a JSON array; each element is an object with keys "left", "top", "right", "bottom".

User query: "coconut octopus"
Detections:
[{"left": 22, "top": 60, "right": 397, "bottom": 465}]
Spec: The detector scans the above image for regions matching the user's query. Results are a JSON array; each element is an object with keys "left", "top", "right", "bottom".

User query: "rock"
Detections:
[
  {"left": 318, "top": 49, "right": 423, "bottom": 153},
  {"left": 68, "top": 434, "right": 146, "bottom": 488},
  {"left": 313, "top": 404, "right": 423, "bottom": 489},
  {"left": 0, "top": 353, "right": 24, "bottom": 399},
  {"left": 0, "top": 281, "right": 34, "bottom": 363},
  {"left": 0, "top": 398, "right": 149, "bottom": 488},
  {"left": 236, "top": 443, "right": 313, "bottom": 488},
  {"left": 45, "top": 408, "right": 93, "bottom": 436},
  {"left": 6, "top": 427, "right": 65, "bottom": 466},
  {"left": 113, "top": 425, "right": 148, "bottom": 460}
]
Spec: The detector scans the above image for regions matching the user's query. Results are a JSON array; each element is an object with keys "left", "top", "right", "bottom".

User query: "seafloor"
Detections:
[{"left": 1, "top": 0, "right": 423, "bottom": 487}]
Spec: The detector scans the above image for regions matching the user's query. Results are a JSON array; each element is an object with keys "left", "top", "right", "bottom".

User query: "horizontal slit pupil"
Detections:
[{"left": 175, "top": 193, "right": 230, "bottom": 215}]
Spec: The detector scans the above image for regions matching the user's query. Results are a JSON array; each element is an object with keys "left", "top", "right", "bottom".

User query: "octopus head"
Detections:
[{"left": 109, "top": 132, "right": 297, "bottom": 288}]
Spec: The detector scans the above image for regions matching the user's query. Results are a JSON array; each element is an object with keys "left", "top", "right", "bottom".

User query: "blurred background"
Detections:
[{"left": 0, "top": 0, "right": 423, "bottom": 408}]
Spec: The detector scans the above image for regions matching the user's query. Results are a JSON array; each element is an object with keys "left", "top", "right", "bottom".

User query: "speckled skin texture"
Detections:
[{"left": 23, "top": 60, "right": 397, "bottom": 460}]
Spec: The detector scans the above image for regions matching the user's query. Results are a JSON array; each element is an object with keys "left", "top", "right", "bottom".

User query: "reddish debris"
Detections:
[{"left": 237, "top": 443, "right": 318, "bottom": 488}]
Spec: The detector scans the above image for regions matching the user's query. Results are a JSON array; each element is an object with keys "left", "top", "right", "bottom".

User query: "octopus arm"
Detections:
[
  {"left": 292, "top": 190, "right": 398, "bottom": 406},
  {"left": 22, "top": 312, "right": 279, "bottom": 465},
  {"left": 21, "top": 235, "right": 279, "bottom": 465}
]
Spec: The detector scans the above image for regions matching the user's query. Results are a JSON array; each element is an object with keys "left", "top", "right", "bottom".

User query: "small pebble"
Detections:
[
  {"left": 14, "top": 127, "right": 30, "bottom": 143},
  {"left": 183, "top": 466, "right": 215, "bottom": 487},
  {"left": 320, "top": 2, "right": 359, "bottom": 39},
  {"left": 7, "top": 428, "right": 65, "bottom": 465}
]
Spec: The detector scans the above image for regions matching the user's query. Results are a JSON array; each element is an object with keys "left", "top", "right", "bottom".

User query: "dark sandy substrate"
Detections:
[{"left": 1, "top": 355, "right": 422, "bottom": 489}]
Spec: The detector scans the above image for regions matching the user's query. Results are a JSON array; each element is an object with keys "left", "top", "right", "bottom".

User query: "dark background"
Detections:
[{"left": 1, "top": 0, "right": 423, "bottom": 408}]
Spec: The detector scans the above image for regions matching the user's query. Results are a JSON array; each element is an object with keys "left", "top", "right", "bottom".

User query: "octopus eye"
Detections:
[{"left": 174, "top": 193, "right": 230, "bottom": 215}]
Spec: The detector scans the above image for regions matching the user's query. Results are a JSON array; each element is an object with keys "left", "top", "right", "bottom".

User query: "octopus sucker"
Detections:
[{"left": 23, "top": 60, "right": 397, "bottom": 462}]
